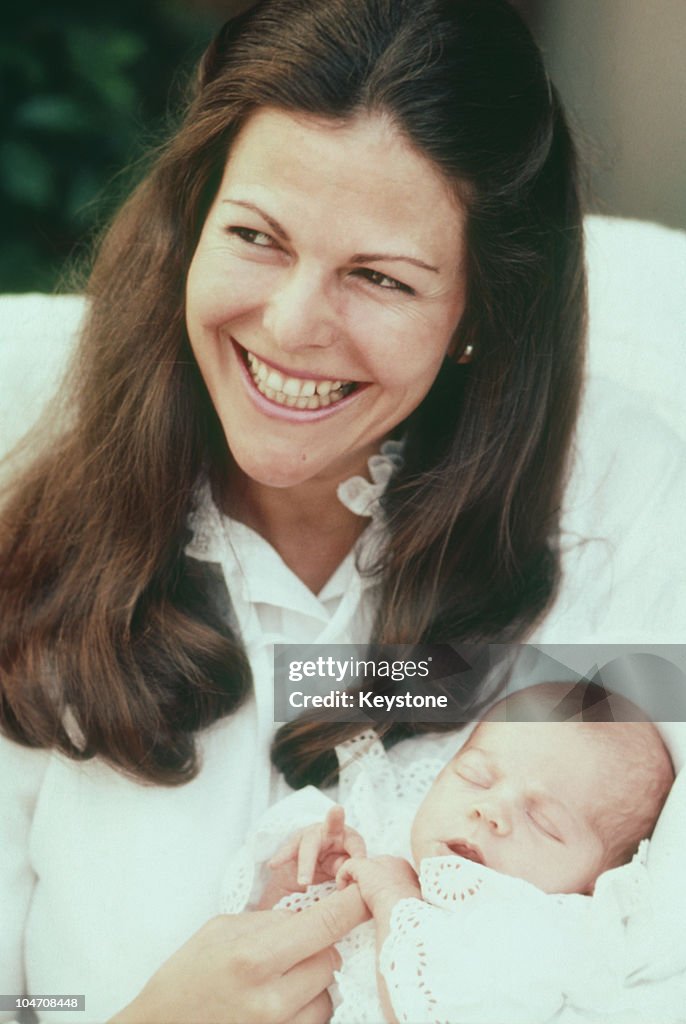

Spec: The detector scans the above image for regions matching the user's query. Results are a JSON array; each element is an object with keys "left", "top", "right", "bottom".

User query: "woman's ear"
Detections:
[{"left": 456, "top": 343, "right": 474, "bottom": 365}]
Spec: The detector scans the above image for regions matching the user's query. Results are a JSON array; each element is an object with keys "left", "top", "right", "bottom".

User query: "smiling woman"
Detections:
[
  {"left": 185, "top": 109, "right": 466, "bottom": 515},
  {"left": 1, "top": 0, "right": 685, "bottom": 1022}
]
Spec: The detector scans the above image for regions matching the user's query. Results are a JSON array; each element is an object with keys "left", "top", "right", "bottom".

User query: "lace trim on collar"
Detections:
[{"left": 336, "top": 439, "right": 404, "bottom": 519}]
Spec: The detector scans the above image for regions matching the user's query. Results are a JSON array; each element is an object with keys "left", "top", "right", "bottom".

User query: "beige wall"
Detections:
[{"left": 539, "top": 0, "right": 685, "bottom": 230}]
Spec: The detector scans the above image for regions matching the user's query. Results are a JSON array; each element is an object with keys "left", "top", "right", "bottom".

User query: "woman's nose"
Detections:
[{"left": 262, "top": 265, "right": 337, "bottom": 352}]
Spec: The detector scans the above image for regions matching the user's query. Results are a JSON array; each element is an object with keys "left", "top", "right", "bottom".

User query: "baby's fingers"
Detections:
[
  {"left": 335, "top": 856, "right": 364, "bottom": 890},
  {"left": 343, "top": 829, "right": 367, "bottom": 859},
  {"left": 330, "top": 854, "right": 347, "bottom": 878},
  {"left": 322, "top": 805, "right": 346, "bottom": 845},
  {"left": 268, "top": 833, "right": 302, "bottom": 869},
  {"left": 323, "top": 806, "right": 366, "bottom": 860},
  {"left": 297, "top": 828, "right": 324, "bottom": 886}
]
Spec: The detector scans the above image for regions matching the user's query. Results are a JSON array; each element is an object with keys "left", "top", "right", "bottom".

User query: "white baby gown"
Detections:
[{"left": 219, "top": 731, "right": 686, "bottom": 1024}]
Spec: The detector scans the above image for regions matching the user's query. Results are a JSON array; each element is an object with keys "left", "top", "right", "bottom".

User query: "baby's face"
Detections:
[{"left": 411, "top": 722, "right": 610, "bottom": 894}]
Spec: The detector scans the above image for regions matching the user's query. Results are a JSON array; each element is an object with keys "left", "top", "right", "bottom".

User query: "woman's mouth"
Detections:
[{"left": 243, "top": 347, "right": 359, "bottom": 411}]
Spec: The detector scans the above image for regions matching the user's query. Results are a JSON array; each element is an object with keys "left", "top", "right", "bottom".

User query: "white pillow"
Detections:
[{"left": 584, "top": 215, "right": 686, "bottom": 441}]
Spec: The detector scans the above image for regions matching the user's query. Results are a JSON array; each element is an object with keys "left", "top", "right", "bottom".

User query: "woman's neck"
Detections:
[{"left": 221, "top": 470, "right": 368, "bottom": 594}]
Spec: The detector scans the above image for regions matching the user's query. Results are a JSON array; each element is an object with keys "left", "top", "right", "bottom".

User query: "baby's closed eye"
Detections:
[{"left": 526, "top": 808, "right": 564, "bottom": 842}]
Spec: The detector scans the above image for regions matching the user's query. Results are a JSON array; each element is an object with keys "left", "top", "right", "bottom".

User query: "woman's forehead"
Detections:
[{"left": 212, "top": 106, "right": 466, "bottom": 264}]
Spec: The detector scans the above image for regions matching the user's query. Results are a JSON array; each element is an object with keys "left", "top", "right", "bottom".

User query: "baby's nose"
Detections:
[{"left": 472, "top": 800, "right": 511, "bottom": 835}]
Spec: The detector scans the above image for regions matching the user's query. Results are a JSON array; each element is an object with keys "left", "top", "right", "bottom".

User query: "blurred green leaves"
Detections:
[{"left": 1, "top": 1, "right": 219, "bottom": 292}]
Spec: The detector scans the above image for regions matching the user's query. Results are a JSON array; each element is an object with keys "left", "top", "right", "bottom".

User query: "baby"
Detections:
[{"left": 258, "top": 682, "right": 675, "bottom": 1022}]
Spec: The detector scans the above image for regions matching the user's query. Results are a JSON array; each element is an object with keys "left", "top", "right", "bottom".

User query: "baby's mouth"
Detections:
[
  {"left": 241, "top": 346, "right": 359, "bottom": 410},
  {"left": 445, "top": 840, "right": 484, "bottom": 865}
]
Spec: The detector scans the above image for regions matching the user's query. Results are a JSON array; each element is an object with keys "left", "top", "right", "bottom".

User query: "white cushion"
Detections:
[{"left": 584, "top": 215, "right": 686, "bottom": 441}]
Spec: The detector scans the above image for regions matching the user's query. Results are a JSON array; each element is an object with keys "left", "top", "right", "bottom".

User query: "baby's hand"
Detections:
[
  {"left": 336, "top": 856, "right": 421, "bottom": 918},
  {"left": 269, "top": 805, "right": 367, "bottom": 888}
]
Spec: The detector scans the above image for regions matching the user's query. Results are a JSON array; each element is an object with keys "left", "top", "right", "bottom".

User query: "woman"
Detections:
[{"left": 1, "top": 1, "right": 684, "bottom": 1021}]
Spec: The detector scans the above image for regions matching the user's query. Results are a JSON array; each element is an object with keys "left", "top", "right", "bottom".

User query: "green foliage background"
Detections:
[{"left": 1, "top": 2, "right": 222, "bottom": 293}]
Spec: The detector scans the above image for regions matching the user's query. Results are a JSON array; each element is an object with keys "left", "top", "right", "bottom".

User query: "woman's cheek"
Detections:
[{"left": 194, "top": 260, "right": 274, "bottom": 329}]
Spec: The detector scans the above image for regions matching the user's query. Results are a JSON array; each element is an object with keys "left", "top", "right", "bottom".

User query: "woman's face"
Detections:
[{"left": 186, "top": 107, "right": 467, "bottom": 491}]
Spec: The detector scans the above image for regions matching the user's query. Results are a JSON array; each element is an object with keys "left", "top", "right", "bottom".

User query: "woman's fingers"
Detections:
[
  {"left": 288, "top": 990, "right": 334, "bottom": 1024},
  {"left": 277, "top": 945, "right": 341, "bottom": 1013},
  {"left": 263, "top": 886, "right": 369, "bottom": 974},
  {"left": 109, "top": 897, "right": 369, "bottom": 1024}
]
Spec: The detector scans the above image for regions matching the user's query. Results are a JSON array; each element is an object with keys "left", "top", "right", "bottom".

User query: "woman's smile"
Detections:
[
  {"left": 236, "top": 339, "right": 366, "bottom": 416},
  {"left": 185, "top": 106, "right": 467, "bottom": 490}
]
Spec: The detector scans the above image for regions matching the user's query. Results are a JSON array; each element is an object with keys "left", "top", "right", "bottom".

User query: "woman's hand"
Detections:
[{"left": 109, "top": 886, "right": 369, "bottom": 1024}]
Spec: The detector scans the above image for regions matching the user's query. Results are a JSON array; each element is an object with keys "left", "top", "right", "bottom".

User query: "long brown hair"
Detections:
[{"left": 1, "top": 0, "right": 586, "bottom": 786}]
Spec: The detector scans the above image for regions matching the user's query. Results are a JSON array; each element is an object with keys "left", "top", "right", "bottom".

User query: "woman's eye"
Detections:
[
  {"left": 355, "top": 268, "right": 414, "bottom": 294},
  {"left": 229, "top": 227, "right": 276, "bottom": 248}
]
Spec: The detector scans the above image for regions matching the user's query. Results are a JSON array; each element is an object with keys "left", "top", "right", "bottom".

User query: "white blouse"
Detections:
[{"left": 1, "top": 376, "right": 685, "bottom": 1024}]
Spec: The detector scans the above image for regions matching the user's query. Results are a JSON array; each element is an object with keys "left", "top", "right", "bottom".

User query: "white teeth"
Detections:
[
  {"left": 283, "top": 377, "right": 301, "bottom": 397},
  {"left": 243, "top": 348, "right": 357, "bottom": 411}
]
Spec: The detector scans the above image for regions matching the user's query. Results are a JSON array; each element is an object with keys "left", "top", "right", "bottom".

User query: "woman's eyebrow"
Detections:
[
  {"left": 220, "top": 199, "right": 439, "bottom": 273},
  {"left": 350, "top": 253, "right": 440, "bottom": 274},
  {"left": 220, "top": 199, "right": 290, "bottom": 241}
]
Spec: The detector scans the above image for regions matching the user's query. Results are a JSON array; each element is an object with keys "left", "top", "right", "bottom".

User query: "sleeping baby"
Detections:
[{"left": 219, "top": 682, "right": 678, "bottom": 1023}]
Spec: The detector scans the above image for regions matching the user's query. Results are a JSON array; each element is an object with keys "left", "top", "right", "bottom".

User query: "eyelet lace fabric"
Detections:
[{"left": 378, "top": 839, "right": 678, "bottom": 1024}]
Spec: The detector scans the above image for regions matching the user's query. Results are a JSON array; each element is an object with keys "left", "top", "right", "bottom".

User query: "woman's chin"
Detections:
[{"left": 228, "top": 449, "right": 329, "bottom": 491}]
